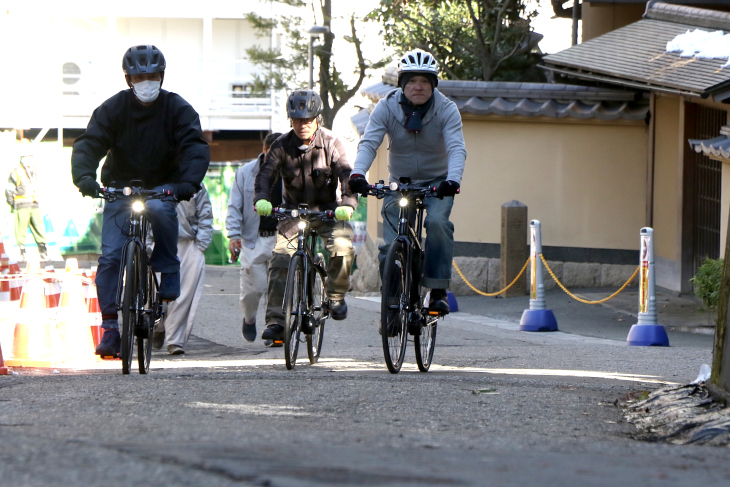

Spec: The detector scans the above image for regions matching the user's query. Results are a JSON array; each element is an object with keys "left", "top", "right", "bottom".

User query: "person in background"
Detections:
[
  {"left": 151, "top": 184, "right": 213, "bottom": 355},
  {"left": 226, "top": 132, "right": 282, "bottom": 344},
  {"left": 6, "top": 148, "right": 48, "bottom": 261}
]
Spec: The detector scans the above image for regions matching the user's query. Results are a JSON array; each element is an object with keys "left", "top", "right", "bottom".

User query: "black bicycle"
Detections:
[
  {"left": 98, "top": 182, "right": 171, "bottom": 375},
  {"left": 363, "top": 178, "right": 453, "bottom": 373},
  {"left": 273, "top": 205, "right": 333, "bottom": 370}
]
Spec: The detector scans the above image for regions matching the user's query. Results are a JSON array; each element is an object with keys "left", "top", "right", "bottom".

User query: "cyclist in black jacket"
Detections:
[{"left": 71, "top": 45, "right": 210, "bottom": 357}]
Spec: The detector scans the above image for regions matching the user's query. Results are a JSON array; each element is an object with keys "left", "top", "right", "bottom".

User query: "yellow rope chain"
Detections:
[
  {"left": 539, "top": 254, "right": 639, "bottom": 304},
  {"left": 452, "top": 255, "right": 639, "bottom": 304},
  {"left": 452, "top": 257, "right": 529, "bottom": 297}
]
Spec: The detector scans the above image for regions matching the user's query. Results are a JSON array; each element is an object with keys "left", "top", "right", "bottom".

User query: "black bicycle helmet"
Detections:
[
  {"left": 287, "top": 90, "right": 323, "bottom": 119},
  {"left": 123, "top": 45, "right": 166, "bottom": 75}
]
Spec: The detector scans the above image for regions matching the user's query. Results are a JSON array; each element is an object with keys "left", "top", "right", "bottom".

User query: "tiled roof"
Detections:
[
  {"left": 355, "top": 66, "right": 649, "bottom": 130},
  {"left": 689, "top": 136, "right": 730, "bottom": 160},
  {"left": 542, "top": 2, "right": 730, "bottom": 98}
]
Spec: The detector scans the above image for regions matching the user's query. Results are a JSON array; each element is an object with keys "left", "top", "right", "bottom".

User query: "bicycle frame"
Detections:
[{"left": 278, "top": 206, "right": 330, "bottom": 321}]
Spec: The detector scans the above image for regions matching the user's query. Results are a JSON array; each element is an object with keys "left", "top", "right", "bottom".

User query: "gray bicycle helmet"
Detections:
[
  {"left": 287, "top": 90, "right": 323, "bottom": 119},
  {"left": 397, "top": 48, "right": 439, "bottom": 87},
  {"left": 123, "top": 45, "right": 166, "bottom": 75}
]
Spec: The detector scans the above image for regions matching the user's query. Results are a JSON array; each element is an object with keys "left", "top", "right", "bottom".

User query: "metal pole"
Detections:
[
  {"left": 571, "top": 0, "right": 580, "bottom": 46},
  {"left": 529, "top": 220, "right": 545, "bottom": 310},
  {"left": 308, "top": 35, "right": 314, "bottom": 89}
]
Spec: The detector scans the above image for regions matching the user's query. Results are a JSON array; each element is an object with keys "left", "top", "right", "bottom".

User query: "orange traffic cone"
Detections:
[
  {"left": 7, "top": 257, "right": 20, "bottom": 275},
  {"left": 5, "top": 276, "right": 58, "bottom": 367},
  {"left": 0, "top": 279, "right": 9, "bottom": 302},
  {"left": 0, "top": 339, "right": 9, "bottom": 375},
  {"left": 0, "top": 253, "right": 8, "bottom": 275},
  {"left": 86, "top": 282, "right": 103, "bottom": 348},
  {"left": 56, "top": 269, "right": 98, "bottom": 363}
]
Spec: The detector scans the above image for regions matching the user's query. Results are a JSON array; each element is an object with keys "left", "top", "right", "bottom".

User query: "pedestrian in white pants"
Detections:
[
  {"left": 152, "top": 185, "right": 213, "bottom": 355},
  {"left": 226, "top": 132, "right": 282, "bottom": 343}
]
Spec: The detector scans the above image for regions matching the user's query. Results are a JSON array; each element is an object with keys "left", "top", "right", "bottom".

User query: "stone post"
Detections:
[{"left": 500, "top": 201, "right": 527, "bottom": 298}]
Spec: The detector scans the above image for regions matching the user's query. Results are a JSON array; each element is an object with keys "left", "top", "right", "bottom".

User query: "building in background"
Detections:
[{"left": 0, "top": 1, "right": 289, "bottom": 261}]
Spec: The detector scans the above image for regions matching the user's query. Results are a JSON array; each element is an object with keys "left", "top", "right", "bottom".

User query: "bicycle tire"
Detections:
[
  {"left": 284, "top": 255, "right": 305, "bottom": 370},
  {"left": 381, "top": 241, "right": 408, "bottom": 374},
  {"left": 414, "top": 287, "right": 437, "bottom": 372},
  {"left": 307, "top": 253, "right": 326, "bottom": 364},
  {"left": 137, "top": 267, "right": 154, "bottom": 374},
  {"left": 121, "top": 241, "right": 140, "bottom": 375}
]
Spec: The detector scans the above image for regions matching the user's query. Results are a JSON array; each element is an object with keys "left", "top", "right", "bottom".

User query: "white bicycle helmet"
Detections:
[{"left": 397, "top": 49, "right": 439, "bottom": 87}]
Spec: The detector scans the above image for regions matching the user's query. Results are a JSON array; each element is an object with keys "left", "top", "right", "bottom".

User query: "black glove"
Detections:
[
  {"left": 174, "top": 182, "right": 197, "bottom": 201},
  {"left": 436, "top": 180, "right": 460, "bottom": 199},
  {"left": 348, "top": 174, "right": 369, "bottom": 194},
  {"left": 77, "top": 177, "right": 101, "bottom": 197}
]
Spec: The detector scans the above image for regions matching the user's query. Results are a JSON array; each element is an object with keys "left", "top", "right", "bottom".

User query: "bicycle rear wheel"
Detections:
[
  {"left": 414, "top": 289, "right": 437, "bottom": 372},
  {"left": 284, "top": 255, "right": 304, "bottom": 370},
  {"left": 137, "top": 269, "right": 155, "bottom": 374},
  {"left": 307, "top": 253, "right": 326, "bottom": 364},
  {"left": 381, "top": 241, "right": 408, "bottom": 374},
  {"left": 121, "top": 241, "right": 141, "bottom": 375}
]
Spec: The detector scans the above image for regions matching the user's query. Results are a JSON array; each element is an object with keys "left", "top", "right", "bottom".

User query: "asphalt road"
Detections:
[{"left": 0, "top": 266, "right": 727, "bottom": 486}]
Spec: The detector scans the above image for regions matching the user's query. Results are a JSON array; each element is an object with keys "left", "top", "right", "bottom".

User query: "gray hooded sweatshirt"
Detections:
[{"left": 352, "top": 88, "right": 467, "bottom": 184}]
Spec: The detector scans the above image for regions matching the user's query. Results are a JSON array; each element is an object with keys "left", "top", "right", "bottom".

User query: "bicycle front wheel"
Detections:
[
  {"left": 307, "top": 254, "right": 326, "bottom": 364},
  {"left": 137, "top": 268, "right": 155, "bottom": 374},
  {"left": 284, "top": 255, "right": 305, "bottom": 370},
  {"left": 414, "top": 291, "right": 437, "bottom": 372},
  {"left": 121, "top": 241, "right": 141, "bottom": 375},
  {"left": 381, "top": 242, "right": 408, "bottom": 374}
]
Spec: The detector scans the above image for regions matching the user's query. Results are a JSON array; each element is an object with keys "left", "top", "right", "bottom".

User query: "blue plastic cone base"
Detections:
[
  {"left": 626, "top": 324, "right": 670, "bottom": 347},
  {"left": 447, "top": 291, "right": 458, "bottom": 313},
  {"left": 519, "top": 309, "right": 558, "bottom": 332}
]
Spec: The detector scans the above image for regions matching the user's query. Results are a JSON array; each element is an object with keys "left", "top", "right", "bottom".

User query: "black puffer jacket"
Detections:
[
  {"left": 71, "top": 89, "right": 209, "bottom": 189},
  {"left": 254, "top": 127, "right": 357, "bottom": 211}
]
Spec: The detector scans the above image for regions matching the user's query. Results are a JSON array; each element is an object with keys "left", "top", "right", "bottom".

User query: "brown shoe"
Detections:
[{"left": 167, "top": 344, "right": 185, "bottom": 355}]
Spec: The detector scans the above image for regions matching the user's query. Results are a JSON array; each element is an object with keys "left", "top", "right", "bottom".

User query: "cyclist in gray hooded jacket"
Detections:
[{"left": 349, "top": 48, "right": 467, "bottom": 314}]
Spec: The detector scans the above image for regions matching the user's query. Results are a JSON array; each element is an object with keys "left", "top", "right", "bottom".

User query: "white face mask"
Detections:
[{"left": 132, "top": 80, "right": 161, "bottom": 103}]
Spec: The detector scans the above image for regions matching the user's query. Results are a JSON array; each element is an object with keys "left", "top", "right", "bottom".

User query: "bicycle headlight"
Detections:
[
  {"left": 399, "top": 198, "right": 408, "bottom": 207},
  {"left": 123, "top": 187, "right": 132, "bottom": 196},
  {"left": 297, "top": 221, "right": 307, "bottom": 230},
  {"left": 132, "top": 201, "right": 145, "bottom": 212},
  {"left": 389, "top": 182, "right": 399, "bottom": 191},
  {"left": 291, "top": 209, "right": 299, "bottom": 218}
]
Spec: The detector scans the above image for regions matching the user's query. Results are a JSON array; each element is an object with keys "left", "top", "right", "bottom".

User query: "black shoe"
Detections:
[
  {"left": 151, "top": 331, "right": 165, "bottom": 350},
  {"left": 159, "top": 272, "right": 181, "bottom": 301},
  {"left": 261, "top": 323, "right": 285, "bottom": 341},
  {"left": 38, "top": 244, "right": 48, "bottom": 262},
  {"left": 329, "top": 299, "right": 348, "bottom": 321},
  {"left": 428, "top": 289, "right": 450, "bottom": 314},
  {"left": 242, "top": 318, "right": 256, "bottom": 342},
  {"left": 95, "top": 329, "right": 121, "bottom": 357}
]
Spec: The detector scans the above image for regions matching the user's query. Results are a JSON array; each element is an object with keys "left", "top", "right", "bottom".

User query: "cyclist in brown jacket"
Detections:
[{"left": 254, "top": 90, "right": 357, "bottom": 342}]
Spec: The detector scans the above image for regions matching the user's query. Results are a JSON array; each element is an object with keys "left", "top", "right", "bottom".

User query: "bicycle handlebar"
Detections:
[
  {"left": 360, "top": 180, "right": 459, "bottom": 199},
  {"left": 96, "top": 186, "right": 177, "bottom": 202},
  {"left": 272, "top": 207, "right": 335, "bottom": 222}
]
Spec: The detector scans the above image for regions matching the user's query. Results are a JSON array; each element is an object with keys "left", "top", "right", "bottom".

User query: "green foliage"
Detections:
[
  {"left": 245, "top": 1, "right": 388, "bottom": 128},
  {"left": 691, "top": 258, "right": 724, "bottom": 311},
  {"left": 368, "top": 0, "right": 543, "bottom": 82}
]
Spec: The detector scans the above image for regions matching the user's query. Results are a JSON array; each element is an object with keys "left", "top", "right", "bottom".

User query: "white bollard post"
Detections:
[
  {"left": 529, "top": 220, "right": 546, "bottom": 310},
  {"left": 627, "top": 228, "right": 669, "bottom": 346},
  {"left": 520, "top": 220, "right": 558, "bottom": 331}
]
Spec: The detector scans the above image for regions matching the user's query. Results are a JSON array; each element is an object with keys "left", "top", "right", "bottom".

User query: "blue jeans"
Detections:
[
  {"left": 97, "top": 184, "right": 180, "bottom": 329},
  {"left": 379, "top": 183, "right": 454, "bottom": 290}
]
